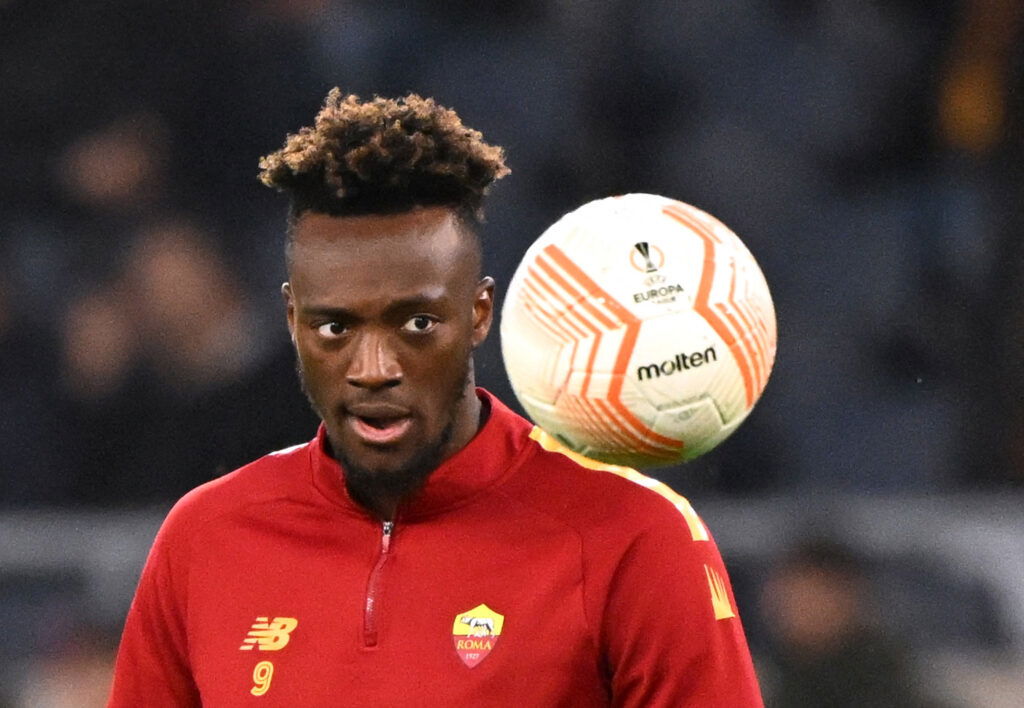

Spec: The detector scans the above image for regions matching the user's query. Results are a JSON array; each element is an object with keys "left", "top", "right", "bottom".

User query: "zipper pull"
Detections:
[{"left": 364, "top": 520, "right": 395, "bottom": 647}]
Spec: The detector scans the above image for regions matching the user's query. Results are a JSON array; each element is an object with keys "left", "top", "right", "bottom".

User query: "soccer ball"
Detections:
[{"left": 500, "top": 193, "right": 776, "bottom": 467}]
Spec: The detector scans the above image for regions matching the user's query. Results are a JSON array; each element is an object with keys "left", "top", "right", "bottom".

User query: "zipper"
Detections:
[{"left": 363, "top": 520, "right": 394, "bottom": 647}]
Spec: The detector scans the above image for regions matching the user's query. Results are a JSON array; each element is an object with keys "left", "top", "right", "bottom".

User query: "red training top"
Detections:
[{"left": 110, "top": 389, "right": 763, "bottom": 706}]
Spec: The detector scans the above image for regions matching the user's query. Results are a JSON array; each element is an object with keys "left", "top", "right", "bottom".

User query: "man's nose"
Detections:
[{"left": 346, "top": 332, "right": 402, "bottom": 389}]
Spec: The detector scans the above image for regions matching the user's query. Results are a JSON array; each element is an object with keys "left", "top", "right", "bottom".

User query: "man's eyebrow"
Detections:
[
  {"left": 298, "top": 305, "right": 356, "bottom": 319},
  {"left": 385, "top": 294, "right": 450, "bottom": 312},
  {"left": 298, "top": 294, "right": 449, "bottom": 319}
]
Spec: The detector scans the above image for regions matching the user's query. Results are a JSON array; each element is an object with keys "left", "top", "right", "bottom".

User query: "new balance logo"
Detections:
[
  {"left": 705, "top": 565, "right": 736, "bottom": 620},
  {"left": 239, "top": 617, "right": 298, "bottom": 651}
]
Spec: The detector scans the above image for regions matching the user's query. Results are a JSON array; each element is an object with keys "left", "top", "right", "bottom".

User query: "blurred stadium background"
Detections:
[{"left": 1, "top": 0, "right": 1022, "bottom": 705}]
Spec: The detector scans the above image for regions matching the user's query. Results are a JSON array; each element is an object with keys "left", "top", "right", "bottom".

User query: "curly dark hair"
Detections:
[{"left": 259, "top": 89, "right": 510, "bottom": 225}]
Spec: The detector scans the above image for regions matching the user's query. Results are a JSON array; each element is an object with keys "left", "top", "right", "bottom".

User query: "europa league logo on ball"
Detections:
[{"left": 631, "top": 241, "right": 664, "bottom": 273}]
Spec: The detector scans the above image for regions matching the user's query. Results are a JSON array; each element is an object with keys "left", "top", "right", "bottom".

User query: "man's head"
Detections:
[
  {"left": 762, "top": 537, "right": 866, "bottom": 654},
  {"left": 259, "top": 90, "right": 509, "bottom": 518}
]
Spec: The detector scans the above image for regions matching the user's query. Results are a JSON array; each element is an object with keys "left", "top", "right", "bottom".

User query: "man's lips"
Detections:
[
  {"left": 344, "top": 403, "right": 413, "bottom": 446},
  {"left": 349, "top": 416, "right": 413, "bottom": 445}
]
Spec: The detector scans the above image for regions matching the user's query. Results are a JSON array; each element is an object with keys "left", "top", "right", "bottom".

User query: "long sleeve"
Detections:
[
  {"left": 109, "top": 509, "right": 201, "bottom": 707},
  {"left": 601, "top": 506, "right": 763, "bottom": 707}
]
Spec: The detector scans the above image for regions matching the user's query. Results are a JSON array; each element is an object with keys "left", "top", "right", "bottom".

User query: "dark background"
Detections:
[{"left": 1, "top": 1, "right": 1022, "bottom": 705}]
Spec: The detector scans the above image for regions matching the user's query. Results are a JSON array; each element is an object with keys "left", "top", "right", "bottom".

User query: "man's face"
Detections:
[{"left": 283, "top": 208, "right": 494, "bottom": 502}]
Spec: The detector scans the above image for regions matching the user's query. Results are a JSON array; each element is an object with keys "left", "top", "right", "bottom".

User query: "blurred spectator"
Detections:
[
  {"left": 56, "top": 111, "right": 170, "bottom": 216},
  {"left": 937, "top": 0, "right": 1022, "bottom": 157},
  {"left": 61, "top": 284, "right": 138, "bottom": 404},
  {"left": 757, "top": 537, "right": 934, "bottom": 707},
  {"left": 13, "top": 622, "right": 117, "bottom": 708},
  {"left": 55, "top": 216, "right": 318, "bottom": 506},
  {"left": 938, "top": 0, "right": 1024, "bottom": 486},
  {"left": 0, "top": 0, "right": 222, "bottom": 210},
  {"left": 124, "top": 219, "right": 263, "bottom": 393}
]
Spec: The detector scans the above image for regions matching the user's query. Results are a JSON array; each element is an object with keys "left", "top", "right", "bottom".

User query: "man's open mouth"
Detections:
[{"left": 348, "top": 414, "right": 413, "bottom": 445}]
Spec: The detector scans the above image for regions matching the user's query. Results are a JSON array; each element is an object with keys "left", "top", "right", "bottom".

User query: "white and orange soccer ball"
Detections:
[{"left": 500, "top": 193, "right": 777, "bottom": 467}]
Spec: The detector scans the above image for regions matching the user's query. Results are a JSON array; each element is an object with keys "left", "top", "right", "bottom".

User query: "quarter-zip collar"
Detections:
[{"left": 309, "top": 388, "right": 532, "bottom": 520}]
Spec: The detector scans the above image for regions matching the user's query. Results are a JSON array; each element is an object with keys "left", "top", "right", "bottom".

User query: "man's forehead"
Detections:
[
  {"left": 291, "top": 207, "right": 465, "bottom": 249},
  {"left": 287, "top": 207, "right": 479, "bottom": 300}
]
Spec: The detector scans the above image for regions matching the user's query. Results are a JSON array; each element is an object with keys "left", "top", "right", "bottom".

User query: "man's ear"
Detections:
[
  {"left": 471, "top": 277, "right": 495, "bottom": 348},
  {"left": 282, "top": 282, "right": 296, "bottom": 343}
]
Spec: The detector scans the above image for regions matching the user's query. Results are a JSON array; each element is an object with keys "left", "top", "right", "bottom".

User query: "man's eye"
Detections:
[
  {"left": 316, "top": 322, "right": 347, "bottom": 338},
  {"left": 402, "top": 315, "right": 437, "bottom": 333}
]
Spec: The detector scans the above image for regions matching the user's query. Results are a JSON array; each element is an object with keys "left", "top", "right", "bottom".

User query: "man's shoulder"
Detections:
[
  {"left": 510, "top": 427, "right": 707, "bottom": 538},
  {"left": 161, "top": 438, "right": 314, "bottom": 534}
]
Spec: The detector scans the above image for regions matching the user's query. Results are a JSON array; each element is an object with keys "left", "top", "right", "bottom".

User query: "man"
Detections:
[
  {"left": 759, "top": 538, "right": 929, "bottom": 708},
  {"left": 109, "top": 90, "right": 763, "bottom": 706}
]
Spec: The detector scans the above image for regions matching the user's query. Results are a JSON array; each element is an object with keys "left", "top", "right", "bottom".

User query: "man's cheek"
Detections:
[
  {"left": 302, "top": 348, "right": 336, "bottom": 382},
  {"left": 297, "top": 351, "right": 337, "bottom": 408}
]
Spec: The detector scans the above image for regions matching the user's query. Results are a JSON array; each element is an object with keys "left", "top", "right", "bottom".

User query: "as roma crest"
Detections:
[{"left": 451, "top": 604, "right": 504, "bottom": 668}]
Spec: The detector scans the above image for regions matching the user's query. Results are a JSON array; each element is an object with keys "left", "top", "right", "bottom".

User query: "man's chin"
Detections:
[
  {"left": 340, "top": 450, "right": 419, "bottom": 483},
  {"left": 334, "top": 422, "right": 454, "bottom": 513},
  {"left": 340, "top": 452, "right": 433, "bottom": 509}
]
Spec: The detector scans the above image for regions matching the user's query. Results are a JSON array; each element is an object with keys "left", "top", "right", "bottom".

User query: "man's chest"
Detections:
[{"left": 182, "top": 518, "right": 607, "bottom": 706}]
